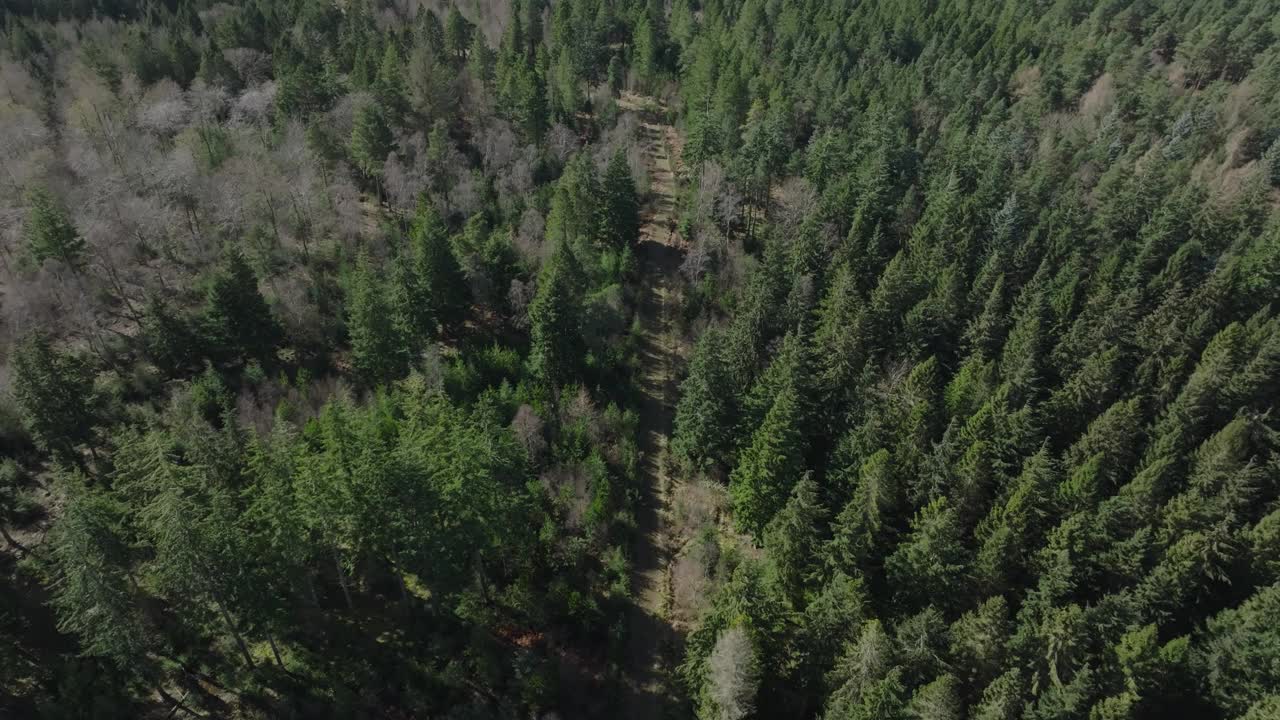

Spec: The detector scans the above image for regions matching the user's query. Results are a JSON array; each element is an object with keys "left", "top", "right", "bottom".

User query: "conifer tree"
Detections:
[
  {"left": 349, "top": 102, "right": 393, "bottom": 180},
  {"left": 203, "top": 249, "right": 281, "bottom": 362},
  {"left": 24, "top": 187, "right": 85, "bottom": 270},
  {"left": 49, "top": 486, "right": 150, "bottom": 667},
  {"left": 11, "top": 332, "right": 95, "bottom": 460},
  {"left": 348, "top": 253, "right": 410, "bottom": 384},
  {"left": 600, "top": 148, "right": 640, "bottom": 247},
  {"left": 528, "top": 241, "right": 583, "bottom": 390},
  {"left": 730, "top": 383, "right": 806, "bottom": 540},
  {"left": 764, "top": 474, "right": 823, "bottom": 607},
  {"left": 673, "top": 328, "right": 736, "bottom": 468}
]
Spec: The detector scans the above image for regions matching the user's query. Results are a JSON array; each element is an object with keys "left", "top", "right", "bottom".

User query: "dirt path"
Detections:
[{"left": 619, "top": 93, "right": 686, "bottom": 719}]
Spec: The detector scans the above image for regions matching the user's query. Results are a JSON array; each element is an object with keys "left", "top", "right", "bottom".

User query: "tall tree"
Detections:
[
  {"left": 729, "top": 382, "right": 806, "bottom": 540},
  {"left": 203, "top": 249, "right": 281, "bottom": 362},
  {"left": 348, "top": 253, "right": 410, "bottom": 384},
  {"left": 600, "top": 148, "right": 640, "bottom": 246},
  {"left": 11, "top": 333, "right": 95, "bottom": 460},
  {"left": 23, "top": 187, "right": 85, "bottom": 270},
  {"left": 527, "top": 241, "right": 583, "bottom": 390}
]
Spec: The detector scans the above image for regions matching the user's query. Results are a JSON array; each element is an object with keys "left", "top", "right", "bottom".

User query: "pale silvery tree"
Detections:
[
  {"left": 514, "top": 207, "right": 546, "bottom": 267},
  {"left": 547, "top": 123, "right": 579, "bottom": 166},
  {"left": 231, "top": 81, "right": 279, "bottom": 145},
  {"left": 494, "top": 146, "right": 536, "bottom": 215},
  {"left": 135, "top": 79, "right": 191, "bottom": 138},
  {"left": 223, "top": 48, "right": 272, "bottom": 86},
  {"left": 273, "top": 121, "right": 329, "bottom": 258},
  {"left": 382, "top": 131, "right": 431, "bottom": 213},
  {"left": 479, "top": 120, "right": 519, "bottom": 175},
  {"left": 0, "top": 97, "right": 51, "bottom": 194},
  {"left": 707, "top": 626, "right": 760, "bottom": 720},
  {"left": 774, "top": 176, "right": 818, "bottom": 237}
]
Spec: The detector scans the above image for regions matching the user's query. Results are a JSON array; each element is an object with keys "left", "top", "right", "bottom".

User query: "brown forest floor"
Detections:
[{"left": 617, "top": 91, "right": 689, "bottom": 719}]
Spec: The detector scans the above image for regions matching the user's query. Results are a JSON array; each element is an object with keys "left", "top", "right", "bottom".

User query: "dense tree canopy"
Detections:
[{"left": 2, "top": 0, "right": 1280, "bottom": 718}]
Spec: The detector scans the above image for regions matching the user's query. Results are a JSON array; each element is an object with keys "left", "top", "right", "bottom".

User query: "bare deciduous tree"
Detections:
[
  {"left": 707, "top": 626, "right": 760, "bottom": 720},
  {"left": 510, "top": 404, "right": 546, "bottom": 462}
]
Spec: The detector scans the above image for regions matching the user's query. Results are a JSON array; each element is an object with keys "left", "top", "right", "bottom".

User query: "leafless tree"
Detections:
[
  {"left": 231, "top": 81, "right": 278, "bottom": 131},
  {"left": 136, "top": 82, "right": 192, "bottom": 137},
  {"left": 224, "top": 48, "right": 273, "bottom": 86},
  {"left": 547, "top": 123, "right": 579, "bottom": 165},
  {"left": 707, "top": 626, "right": 760, "bottom": 720},
  {"left": 514, "top": 207, "right": 546, "bottom": 266},
  {"left": 507, "top": 278, "right": 535, "bottom": 328},
  {"left": 510, "top": 404, "right": 547, "bottom": 463}
]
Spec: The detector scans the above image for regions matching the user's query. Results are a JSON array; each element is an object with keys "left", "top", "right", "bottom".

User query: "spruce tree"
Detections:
[
  {"left": 600, "top": 148, "right": 640, "bottom": 247},
  {"left": 349, "top": 102, "right": 393, "bottom": 180},
  {"left": 24, "top": 187, "right": 86, "bottom": 270},
  {"left": 729, "top": 383, "right": 806, "bottom": 540},
  {"left": 203, "top": 249, "right": 281, "bottom": 362},
  {"left": 673, "top": 328, "right": 736, "bottom": 468},
  {"left": 11, "top": 332, "right": 95, "bottom": 460},
  {"left": 527, "top": 241, "right": 583, "bottom": 390},
  {"left": 348, "top": 253, "right": 410, "bottom": 384}
]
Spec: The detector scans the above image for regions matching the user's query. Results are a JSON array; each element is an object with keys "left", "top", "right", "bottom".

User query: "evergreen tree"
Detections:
[
  {"left": 348, "top": 253, "right": 410, "bottom": 384},
  {"left": 11, "top": 332, "right": 95, "bottom": 459},
  {"left": 202, "top": 249, "right": 281, "bottom": 362},
  {"left": 412, "top": 203, "right": 470, "bottom": 331},
  {"left": 23, "top": 187, "right": 85, "bottom": 270},
  {"left": 49, "top": 486, "right": 150, "bottom": 668},
  {"left": 730, "top": 382, "right": 806, "bottom": 540},
  {"left": 673, "top": 328, "right": 736, "bottom": 468},
  {"left": 764, "top": 474, "right": 823, "bottom": 607},
  {"left": 349, "top": 102, "right": 393, "bottom": 180},
  {"left": 527, "top": 241, "right": 583, "bottom": 390},
  {"left": 600, "top": 148, "right": 640, "bottom": 246}
]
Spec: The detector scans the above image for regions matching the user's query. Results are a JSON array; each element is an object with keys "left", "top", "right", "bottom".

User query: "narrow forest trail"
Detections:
[{"left": 618, "top": 92, "right": 687, "bottom": 719}]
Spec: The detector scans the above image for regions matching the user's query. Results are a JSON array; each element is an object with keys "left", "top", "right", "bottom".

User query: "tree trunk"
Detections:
[
  {"left": 267, "top": 631, "right": 286, "bottom": 670},
  {"left": 157, "top": 685, "right": 196, "bottom": 718},
  {"left": 214, "top": 599, "right": 255, "bottom": 668},
  {"left": 333, "top": 548, "right": 354, "bottom": 611},
  {"left": 0, "top": 525, "right": 27, "bottom": 554},
  {"left": 302, "top": 573, "right": 320, "bottom": 608}
]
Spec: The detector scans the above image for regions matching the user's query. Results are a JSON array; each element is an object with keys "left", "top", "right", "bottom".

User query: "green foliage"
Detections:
[
  {"left": 349, "top": 102, "right": 393, "bottom": 179},
  {"left": 347, "top": 252, "right": 410, "bottom": 384},
  {"left": 527, "top": 241, "right": 583, "bottom": 390},
  {"left": 202, "top": 248, "right": 281, "bottom": 362},
  {"left": 600, "top": 149, "right": 640, "bottom": 247},
  {"left": 729, "top": 382, "right": 806, "bottom": 540},
  {"left": 23, "top": 187, "right": 85, "bottom": 270},
  {"left": 11, "top": 333, "right": 95, "bottom": 458},
  {"left": 673, "top": 328, "right": 736, "bottom": 467}
]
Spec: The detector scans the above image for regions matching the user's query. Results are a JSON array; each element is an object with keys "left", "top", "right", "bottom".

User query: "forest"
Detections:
[{"left": 1, "top": 0, "right": 1279, "bottom": 718}]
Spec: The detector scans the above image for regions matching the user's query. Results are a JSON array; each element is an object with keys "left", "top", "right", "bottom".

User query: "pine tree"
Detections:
[
  {"left": 348, "top": 253, "right": 410, "bottom": 384},
  {"left": 349, "top": 102, "right": 393, "bottom": 180},
  {"left": 49, "top": 486, "right": 150, "bottom": 667},
  {"left": 527, "top": 241, "right": 583, "bottom": 390},
  {"left": 412, "top": 203, "right": 469, "bottom": 331},
  {"left": 203, "top": 249, "right": 281, "bottom": 362},
  {"left": 374, "top": 41, "right": 408, "bottom": 117},
  {"left": 24, "top": 187, "right": 86, "bottom": 270},
  {"left": 11, "top": 332, "right": 95, "bottom": 459},
  {"left": 673, "top": 328, "right": 736, "bottom": 468},
  {"left": 141, "top": 296, "right": 202, "bottom": 376},
  {"left": 884, "top": 497, "right": 970, "bottom": 612},
  {"left": 600, "top": 148, "right": 640, "bottom": 246},
  {"left": 906, "top": 675, "right": 962, "bottom": 720},
  {"left": 730, "top": 383, "right": 806, "bottom": 540},
  {"left": 444, "top": 7, "right": 471, "bottom": 62},
  {"left": 764, "top": 474, "right": 823, "bottom": 607}
]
